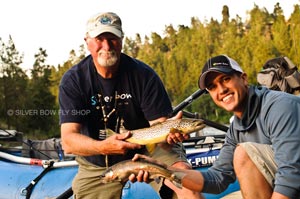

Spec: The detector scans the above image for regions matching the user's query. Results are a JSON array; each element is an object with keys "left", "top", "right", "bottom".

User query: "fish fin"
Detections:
[
  {"left": 106, "top": 128, "right": 117, "bottom": 136},
  {"left": 154, "top": 177, "right": 162, "bottom": 184},
  {"left": 171, "top": 172, "right": 187, "bottom": 189},
  {"left": 127, "top": 137, "right": 165, "bottom": 145},
  {"left": 172, "top": 180, "right": 183, "bottom": 189},
  {"left": 146, "top": 144, "right": 156, "bottom": 154},
  {"left": 169, "top": 127, "right": 183, "bottom": 134}
]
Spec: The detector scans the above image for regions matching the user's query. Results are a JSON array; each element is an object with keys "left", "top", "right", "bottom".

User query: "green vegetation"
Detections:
[{"left": 1, "top": 3, "right": 300, "bottom": 138}]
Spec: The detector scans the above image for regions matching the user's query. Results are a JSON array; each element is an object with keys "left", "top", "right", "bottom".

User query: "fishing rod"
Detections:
[
  {"left": 181, "top": 110, "right": 228, "bottom": 132},
  {"left": 170, "top": 89, "right": 207, "bottom": 117}
]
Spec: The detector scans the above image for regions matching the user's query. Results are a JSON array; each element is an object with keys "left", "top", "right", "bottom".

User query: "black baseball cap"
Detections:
[{"left": 198, "top": 55, "right": 244, "bottom": 89}]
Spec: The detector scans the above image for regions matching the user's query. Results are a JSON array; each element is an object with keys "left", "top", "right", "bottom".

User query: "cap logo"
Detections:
[
  {"left": 100, "top": 16, "right": 112, "bottom": 25},
  {"left": 86, "top": 12, "right": 123, "bottom": 38},
  {"left": 213, "top": 62, "right": 229, "bottom": 66}
]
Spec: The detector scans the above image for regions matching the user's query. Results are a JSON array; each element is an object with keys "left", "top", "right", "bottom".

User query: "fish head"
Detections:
[
  {"left": 175, "top": 119, "right": 205, "bottom": 134},
  {"left": 99, "top": 168, "right": 118, "bottom": 183}
]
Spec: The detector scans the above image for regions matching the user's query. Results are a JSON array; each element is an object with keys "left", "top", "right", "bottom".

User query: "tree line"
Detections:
[{"left": 1, "top": 3, "right": 299, "bottom": 138}]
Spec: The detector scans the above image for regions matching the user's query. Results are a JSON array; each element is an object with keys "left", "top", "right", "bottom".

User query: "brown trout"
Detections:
[
  {"left": 124, "top": 118, "right": 205, "bottom": 145},
  {"left": 99, "top": 159, "right": 184, "bottom": 188}
]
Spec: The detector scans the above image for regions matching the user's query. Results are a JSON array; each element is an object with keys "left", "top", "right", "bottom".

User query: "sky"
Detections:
[{"left": 1, "top": 0, "right": 299, "bottom": 71}]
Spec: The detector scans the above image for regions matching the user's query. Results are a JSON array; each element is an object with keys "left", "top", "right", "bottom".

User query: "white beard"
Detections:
[{"left": 97, "top": 50, "right": 118, "bottom": 68}]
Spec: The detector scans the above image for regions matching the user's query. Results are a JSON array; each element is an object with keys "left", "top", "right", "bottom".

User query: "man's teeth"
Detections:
[{"left": 223, "top": 94, "right": 232, "bottom": 103}]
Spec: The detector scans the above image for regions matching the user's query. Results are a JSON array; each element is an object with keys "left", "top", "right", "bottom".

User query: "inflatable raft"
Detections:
[{"left": 0, "top": 128, "right": 240, "bottom": 199}]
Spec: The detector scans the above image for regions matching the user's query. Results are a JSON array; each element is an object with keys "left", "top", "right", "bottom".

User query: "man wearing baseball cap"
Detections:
[
  {"left": 133, "top": 55, "right": 300, "bottom": 198},
  {"left": 59, "top": 12, "right": 203, "bottom": 199},
  {"left": 175, "top": 55, "right": 300, "bottom": 198},
  {"left": 86, "top": 12, "right": 124, "bottom": 38},
  {"left": 198, "top": 55, "right": 244, "bottom": 90}
]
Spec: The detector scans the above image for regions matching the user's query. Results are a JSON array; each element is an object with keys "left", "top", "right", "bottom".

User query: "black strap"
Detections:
[
  {"left": 56, "top": 187, "right": 73, "bottom": 199},
  {"left": 24, "top": 161, "right": 54, "bottom": 199}
]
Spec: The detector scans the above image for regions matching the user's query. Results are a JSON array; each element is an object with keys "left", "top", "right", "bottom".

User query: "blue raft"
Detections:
[{"left": 0, "top": 130, "right": 239, "bottom": 199}]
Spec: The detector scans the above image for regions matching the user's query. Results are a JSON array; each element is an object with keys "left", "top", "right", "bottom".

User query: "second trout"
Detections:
[{"left": 99, "top": 159, "right": 185, "bottom": 188}]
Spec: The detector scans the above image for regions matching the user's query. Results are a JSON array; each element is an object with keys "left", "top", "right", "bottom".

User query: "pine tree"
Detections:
[{"left": 0, "top": 36, "right": 27, "bottom": 130}]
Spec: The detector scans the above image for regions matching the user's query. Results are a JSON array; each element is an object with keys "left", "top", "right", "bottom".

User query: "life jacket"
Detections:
[{"left": 257, "top": 56, "right": 300, "bottom": 95}]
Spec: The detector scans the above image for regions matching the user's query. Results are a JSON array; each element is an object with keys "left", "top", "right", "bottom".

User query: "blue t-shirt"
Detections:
[{"left": 59, "top": 53, "right": 173, "bottom": 166}]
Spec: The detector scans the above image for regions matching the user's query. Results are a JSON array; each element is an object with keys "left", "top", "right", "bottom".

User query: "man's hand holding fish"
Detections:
[
  {"left": 124, "top": 112, "right": 206, "bottom": 198},
  {"left": 102, "top": 131, "right": 142, "bottom": 155},
  {"left": 166, "top": 111, "right": 191, "bottom": 145},
  {"left": 123, "top": 111, "right": 205, "bottom": 146},
  {"left": 129, "top": 154, "right": 205, "bottom": 197}
]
